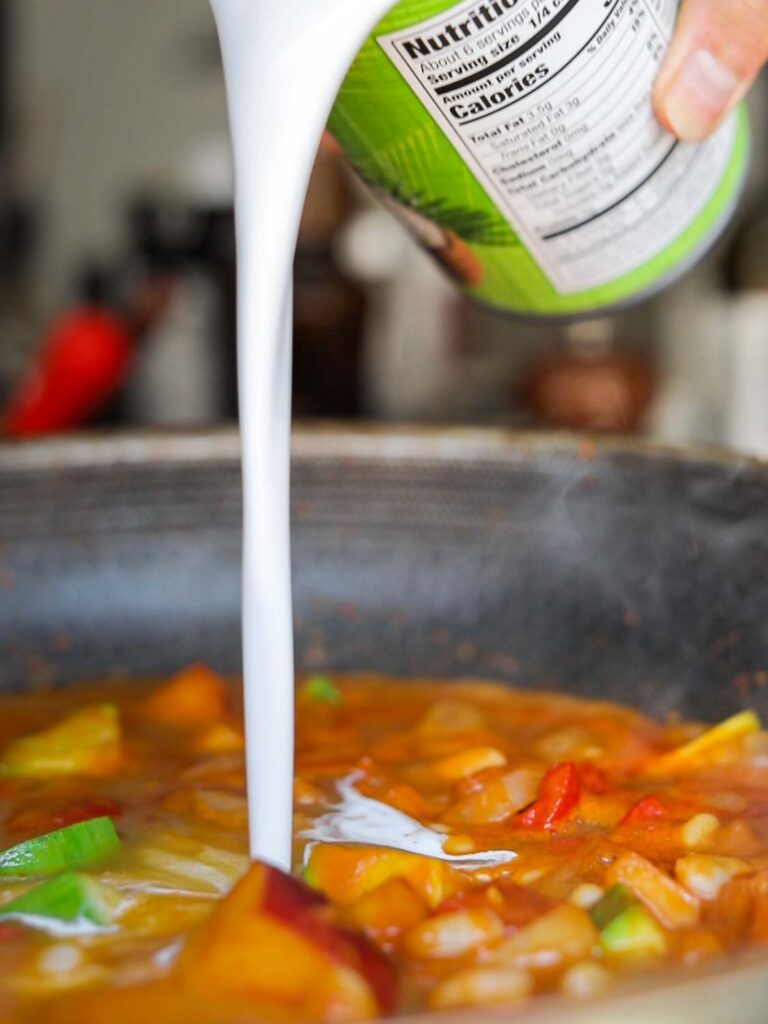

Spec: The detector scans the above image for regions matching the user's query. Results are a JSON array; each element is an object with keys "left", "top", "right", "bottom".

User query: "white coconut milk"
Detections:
[
  {"left": 303, "top": 774, "right": 516, "bottom": 869},
  {"left": 209, "top": 0, "right": 399, "bottom": 869}
]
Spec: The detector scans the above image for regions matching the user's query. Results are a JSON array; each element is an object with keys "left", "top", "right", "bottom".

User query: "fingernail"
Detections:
[{"left": 663, "top": 49, "right": 740, "bottom": 141}]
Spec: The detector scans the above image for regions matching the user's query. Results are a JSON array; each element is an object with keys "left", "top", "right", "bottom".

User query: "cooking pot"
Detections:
[{"left": 0, "top": 425, "right": 766, "bottom": 1022}]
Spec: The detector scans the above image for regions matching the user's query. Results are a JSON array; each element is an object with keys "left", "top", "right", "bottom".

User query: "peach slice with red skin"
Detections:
[{"left": 177, "top": 861, "right": 397, "bottom": 1020}]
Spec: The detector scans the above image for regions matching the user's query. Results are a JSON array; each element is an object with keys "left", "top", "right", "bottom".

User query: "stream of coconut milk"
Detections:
[{"left": 210, "top": 0, "right": 475, "bottom": 871}]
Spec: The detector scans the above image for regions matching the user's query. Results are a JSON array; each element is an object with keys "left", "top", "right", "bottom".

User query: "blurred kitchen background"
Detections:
[{"left": 1, "top": 0, "right": 768, "bottom": 451}]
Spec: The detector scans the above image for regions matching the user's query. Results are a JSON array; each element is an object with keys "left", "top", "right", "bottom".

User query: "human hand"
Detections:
[{"left": 654, "top": 0, "right": 768, "bottom": 141}]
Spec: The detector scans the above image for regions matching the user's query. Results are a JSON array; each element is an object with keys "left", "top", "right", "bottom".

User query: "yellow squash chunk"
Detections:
[
  {"left": 430, "top": 747, "right": 507, "bottom": 782},
  {"left": 1, "top": 705, "right": 121, "bottom": 778},
  {"left": 675, "top": 855, "right": 752, "bottom": 901},
  {"left": 443, "top": 767, "right": 543, "bottom": 827},
  {"left": 681, "top": 813, "right": 721, "bottom": 849},
  {"left": 196, "top": 722, "right": 245, "bottom": 754},
  {"left": 497, "top": 905, "right": 599, "bottom": 971},
  {"left": 344, "top": 878, "right": 427, "bottom": 941},
  {"left": 403, "top": 907, "right": 504, "bottom": 959},
  {"left": 648, "top": 711, "right": 761, "bottom": 775},
  {"left": 606, "top": 852, "right": 700, "bottom": 929},
  {"left": 304, "top": 844, "right": 460, "bottom": 909}
]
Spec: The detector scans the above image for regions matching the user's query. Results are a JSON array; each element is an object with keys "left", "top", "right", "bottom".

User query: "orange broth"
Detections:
[{"left": 1, "top": 667, "right": 767, "bottom": 1022}]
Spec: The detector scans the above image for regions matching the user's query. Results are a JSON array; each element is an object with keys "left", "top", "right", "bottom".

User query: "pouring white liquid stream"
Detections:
[{"left": 210, "top": 0, "right": 411, "bottom": 870}]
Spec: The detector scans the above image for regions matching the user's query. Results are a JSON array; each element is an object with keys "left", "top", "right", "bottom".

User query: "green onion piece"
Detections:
[
  {"left": 0, "top": 872, "right": 117, "bottom": 926},
  {"left": 0, "top": 817, "right": 121, "bottom": 877},
  {"left": 600, "top": 903, "right": 667, "bottom": 955},
  {"left": 589, "top": 883, "right": 635, "bottom": 931},
  {"left": 301, "top": 676, "right": 343, "bottom": 705}
]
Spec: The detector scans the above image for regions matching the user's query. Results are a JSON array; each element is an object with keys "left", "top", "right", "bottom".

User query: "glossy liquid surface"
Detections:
[{"left": 2, "top": 670, "right": 768, "bottom": 1021}]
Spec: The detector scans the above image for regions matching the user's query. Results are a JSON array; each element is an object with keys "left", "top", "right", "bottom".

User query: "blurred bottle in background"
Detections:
[
  {"left": 293, "top": 139, "right": 367, "bottom": 420},
  {"left": 123, "top": 136, "right": 370, "bottom": 426},
  {"left": 120, "top": 136, "right": 236, "bottom": 427},
  {"left": 120, "top": 199, "right": 234, "bottom": 427}
]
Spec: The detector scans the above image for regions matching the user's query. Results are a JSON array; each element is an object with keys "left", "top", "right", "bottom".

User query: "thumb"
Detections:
[{"left": 653, "top": 0, "right": 768, "bottom": 142}]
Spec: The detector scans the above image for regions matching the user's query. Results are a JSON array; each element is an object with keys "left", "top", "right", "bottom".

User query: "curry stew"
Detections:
[{"left": 1, "top": 667, "right": 768, "bottom": 1022}]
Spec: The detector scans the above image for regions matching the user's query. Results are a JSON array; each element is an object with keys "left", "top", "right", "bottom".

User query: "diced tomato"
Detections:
[
  {"left": 620, "top": 795, "right": 667, "bottom": 826},
  {"left": 518, "top": 762, "right": 580, "bottom": 830}
]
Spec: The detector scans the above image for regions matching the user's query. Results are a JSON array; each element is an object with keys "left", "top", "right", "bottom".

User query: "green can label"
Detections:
[{"left": 331, "top": 0, "right": 749, "bottom": 318}]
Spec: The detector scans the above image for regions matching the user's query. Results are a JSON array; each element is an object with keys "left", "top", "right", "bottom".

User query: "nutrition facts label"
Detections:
[{"left": 379, "top": 0, "right": 737, "bottom": 294}]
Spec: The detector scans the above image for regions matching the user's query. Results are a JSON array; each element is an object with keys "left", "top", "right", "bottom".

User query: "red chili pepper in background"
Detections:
[
  {"left": 620, "top": 794, "right": 667, "bottom": 826},
  {"left": 519, "top": 761, "right": 580, "bottom": 829},
  {"left": 2, "top": 308, "right": 133, "bottom": 437}
]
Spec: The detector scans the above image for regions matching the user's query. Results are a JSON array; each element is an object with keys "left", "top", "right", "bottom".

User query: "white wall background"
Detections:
[{"left": 8, "top": 0, "right": 230, "bottom": 311}]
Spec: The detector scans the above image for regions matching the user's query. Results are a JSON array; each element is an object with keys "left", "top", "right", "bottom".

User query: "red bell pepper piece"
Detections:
[
  {"left": 620, "top": 795, "right": 667, "bottom": 826},
  {"left": 519, "top": 761, "right": 580, "bottom": 829}
]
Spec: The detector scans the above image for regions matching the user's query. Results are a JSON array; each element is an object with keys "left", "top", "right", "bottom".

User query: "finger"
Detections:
[{"left": 653, "top": 0, "right": 768, "bottom": 141}]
